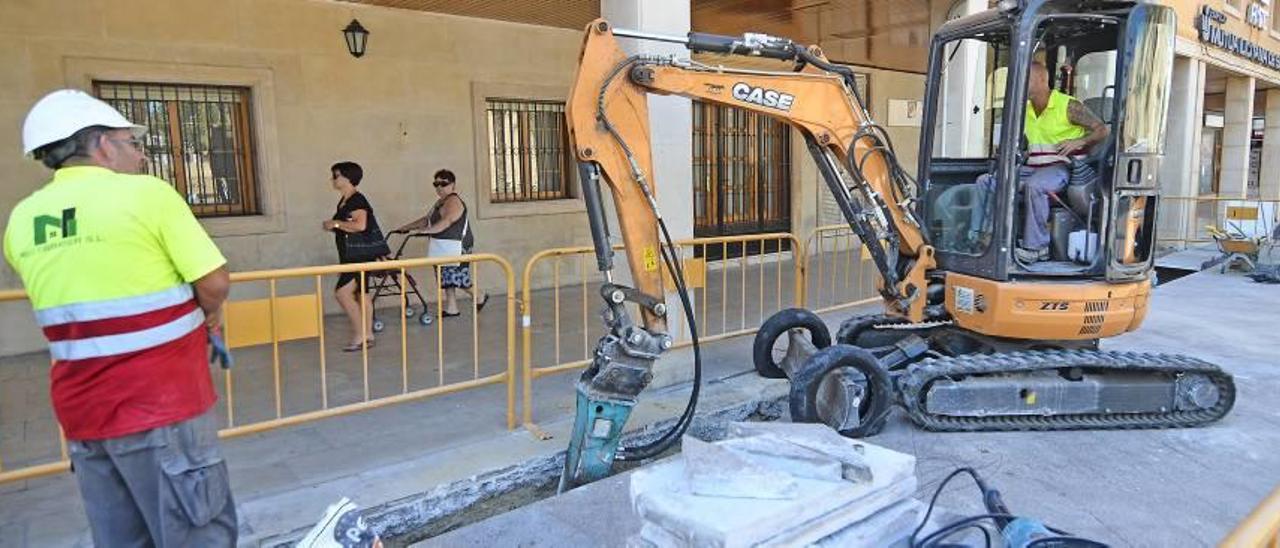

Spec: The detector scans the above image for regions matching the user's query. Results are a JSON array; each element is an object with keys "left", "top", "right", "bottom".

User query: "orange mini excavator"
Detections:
[{"left": 558, "top": 0, "right": 1235, "bottom": 489}]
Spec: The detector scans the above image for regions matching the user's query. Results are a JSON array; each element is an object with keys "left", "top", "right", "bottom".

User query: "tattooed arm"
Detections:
[{"left": 1057, "top": 99, "right": 1110, "bottom": 156}]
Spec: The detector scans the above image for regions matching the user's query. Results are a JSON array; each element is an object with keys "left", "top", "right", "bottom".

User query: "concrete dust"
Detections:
[
  {"left": 379, "top": 398, "right": 788, "bottom": 546},
  {"left": 383, "top": 476, "right": 559, "bottom": 547}
]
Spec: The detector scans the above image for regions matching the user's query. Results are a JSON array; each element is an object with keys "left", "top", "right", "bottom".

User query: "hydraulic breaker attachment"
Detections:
[{"left": 559, "top": 283, "right": 672, "bottom": 491}]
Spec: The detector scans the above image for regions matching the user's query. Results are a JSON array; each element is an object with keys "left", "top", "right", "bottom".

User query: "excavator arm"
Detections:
[
  {"left": 559, "top": 19, "right": 935, "bottom": 489},
  {"left": 568, "top": 20, "right": 935, "bottom": 323}
]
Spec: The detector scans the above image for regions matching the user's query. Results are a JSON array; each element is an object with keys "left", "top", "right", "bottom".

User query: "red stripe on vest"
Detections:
[
  {"left": 41, "top": 300, "right": 199, "bottom": 342},
  {"left": 51, "top": 327, "right": 215, "bottom": 441}
]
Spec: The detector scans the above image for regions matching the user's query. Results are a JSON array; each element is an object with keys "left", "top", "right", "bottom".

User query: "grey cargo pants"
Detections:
[
  {"left": 68, "top": 409, "right": 237, "bottom": 547},
  {"left": 971, "top": 163, "right": 1070, "bottom": 251}
]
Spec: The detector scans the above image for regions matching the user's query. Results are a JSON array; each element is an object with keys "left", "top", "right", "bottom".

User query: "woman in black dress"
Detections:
[{"left": 322, "top": 161, "right": 385, "bottom": 351}]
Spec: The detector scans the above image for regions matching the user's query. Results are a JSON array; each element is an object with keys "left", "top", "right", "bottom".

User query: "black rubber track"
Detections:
[
  {"left": 835, "top": 313, "right": 912, "bottom": 348},
  {"left": 898, "top": 349, "right": 1237, "bottom": 432},
  {"left": 834, "top": 312, "right": 949, "bottom": 350}
]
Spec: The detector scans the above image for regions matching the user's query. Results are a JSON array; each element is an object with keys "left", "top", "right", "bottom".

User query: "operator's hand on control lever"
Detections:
[{"left": 1055, "top": 138, "right": 1088, "bottom": 157}]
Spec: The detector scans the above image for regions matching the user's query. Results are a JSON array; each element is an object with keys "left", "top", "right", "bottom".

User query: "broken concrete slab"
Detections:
[
  {"left": 632, "top": 462, "right": 916, "bottom": 547},
  {"left": 813, "top": 499, "right": 924, "bottom": 547},
  {"left": 716, "top": 433, "right": 844, "bottom": 482},
  {"left": 728, "top": 421, "right": 883, "bottom": 482},
  {"left": 680, "top": 435, "right": 800, "bottom": 500},
  {"left": 629, "top": 424, "right": 917, "bottom": 548}
]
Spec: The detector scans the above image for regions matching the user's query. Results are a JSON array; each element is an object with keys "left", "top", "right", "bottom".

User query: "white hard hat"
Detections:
[{"left": 22, "top": 89, "right": 145, "bottom": 155}]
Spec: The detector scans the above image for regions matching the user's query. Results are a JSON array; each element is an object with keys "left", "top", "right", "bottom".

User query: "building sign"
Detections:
[
  {"left": 1199, "top": 5, "right": 1280, "bottom": 70},
  {"left": 1247, "top": 0, "right": 1270, "bottom": 29}
]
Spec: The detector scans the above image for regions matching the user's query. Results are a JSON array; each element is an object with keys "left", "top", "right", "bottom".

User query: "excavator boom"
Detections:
[{"left": 567, "top": 21, "right": 936, "bottom": 324}]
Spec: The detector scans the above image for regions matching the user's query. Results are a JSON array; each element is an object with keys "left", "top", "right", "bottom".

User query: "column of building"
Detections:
[
  {"left": 1261, "top": 88, "right": 1280, "bottom": 201},
  {"left": 943, "top": 0, "right": 990, "bottom": 158},
  {"left": 1158, "top": 56, "right": 1205, "bottom": 248},
  {"left": 1220, "top": 75, "right": 1256, "bottom": 199}
]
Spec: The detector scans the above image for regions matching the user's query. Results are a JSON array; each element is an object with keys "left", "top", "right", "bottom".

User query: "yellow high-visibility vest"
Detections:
[{"left": 1024, "top": 90, "right": 1087, "bottom": 166}]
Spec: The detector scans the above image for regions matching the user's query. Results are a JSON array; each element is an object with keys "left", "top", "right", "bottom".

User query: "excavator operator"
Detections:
[{"left": 971, "top": 61, "right": 1108, "bottom": 263}]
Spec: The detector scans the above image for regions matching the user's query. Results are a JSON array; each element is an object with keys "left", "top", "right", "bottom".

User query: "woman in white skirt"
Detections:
[{"left": 395, "top": 169, "right": 487, "bottom": 317}]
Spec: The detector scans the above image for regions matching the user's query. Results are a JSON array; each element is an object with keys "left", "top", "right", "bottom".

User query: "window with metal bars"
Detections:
[
  {"left": 692, "top": 101, "right": 792, "bottom": 238},
  {"left": 485, "top": 99, "right": 573, "bottom": 203},
  {"left": 94, "top": 81, "right": 260, "bottom": 217}
]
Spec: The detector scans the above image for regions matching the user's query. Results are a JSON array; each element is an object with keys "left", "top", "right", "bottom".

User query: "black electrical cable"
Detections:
[
  {"left": 915, "top": 514, "right": 1020, "bottom": 548},
  {"left": 930, "top": 524, "right": 993, "bottom": 548},
  {"left": 912, "top": 467, "right": 1101, "bottom": 548},
  {"left": 960, "top": 523, "right": 993, "bottom": 548},
  {"left": 917, "top": 515, "right": 1089, "bottom": 547},
  {"left": 1029, "top": 537, "right": 1110, "bottom": 547},
  {"left": 910, "top": 467, "right": 988, "bottom": 548}
]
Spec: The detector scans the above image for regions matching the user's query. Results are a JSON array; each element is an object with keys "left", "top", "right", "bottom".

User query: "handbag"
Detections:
[
  {"left": 344, "top": 214, "right": 391, "bottom": 262},
  {"left": 428, "top": 217, "right": 466, "bottom": 267},
  {"left": 428, "top": 238, "right": 463, "bottom": 267}
]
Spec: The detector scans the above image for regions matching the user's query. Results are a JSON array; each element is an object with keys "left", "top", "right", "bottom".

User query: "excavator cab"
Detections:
[{"left": 920, "top": 0, "right": 1172, "bottom": 283}]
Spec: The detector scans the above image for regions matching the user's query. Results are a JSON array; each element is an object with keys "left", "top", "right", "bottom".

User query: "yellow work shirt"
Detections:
[
  {"left": 3, "top": 165, "right": 227, "bottom": 440},
  {"left": 1024, "top": 90, "right": 1088, "bottom": 166},
  {"left": 4, "top": 166, "right": 225, "bottom": 309}
]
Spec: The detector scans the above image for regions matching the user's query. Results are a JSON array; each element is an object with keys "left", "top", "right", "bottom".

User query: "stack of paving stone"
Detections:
[{"left": 627, "top": 422, "right": 924, "bottom": 547}]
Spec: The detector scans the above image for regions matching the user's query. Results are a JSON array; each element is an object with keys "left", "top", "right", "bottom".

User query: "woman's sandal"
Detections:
[
  {"left": 342, "top": 339, "right": 375, "bottom": 352},
  {"left": 476, "top": 293, "right": 490, "bottom": 312}
]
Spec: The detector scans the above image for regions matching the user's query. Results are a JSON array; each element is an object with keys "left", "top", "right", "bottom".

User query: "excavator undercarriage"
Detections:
[{"left": 762, "top": 310, "right": 1235, "bottom": 438}]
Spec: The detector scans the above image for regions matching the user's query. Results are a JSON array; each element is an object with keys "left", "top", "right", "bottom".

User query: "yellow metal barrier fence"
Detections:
[
  {"left": 218, "top": 255, "right": 517, "bottom": 437},
  {"left": 2, "top": 225, "right": 893, "bottom": 482},
  {"left": 1221, "top": 483, "right": 1280, "bottom": 547},
  {"left": 520, "top": 233, "right": 802, "bottom": 428},
  {"left": 0, "top": 255, "right": 517, "bottom": 484},
  {"left": 1158, "top": 196, "right": 1279, "bottom": 249},
  {"left": 0, "top": 288, "right": 67, "bottom": 484},
  {"left": 802, "top": 224, "right": 880, "bottom": 313}
]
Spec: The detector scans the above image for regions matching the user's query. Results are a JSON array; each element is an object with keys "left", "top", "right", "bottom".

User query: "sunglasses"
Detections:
[
  {"left": 433, "top": 180, "right": 452, "bottom": 188},
  {"left": 110, "top": 137, "right": 145, "bottom": 151}
]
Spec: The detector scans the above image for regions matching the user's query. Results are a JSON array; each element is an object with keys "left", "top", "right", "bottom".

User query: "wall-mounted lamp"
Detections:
[{"left": 343, "top": 19, "right": 370, "bottom": 58}]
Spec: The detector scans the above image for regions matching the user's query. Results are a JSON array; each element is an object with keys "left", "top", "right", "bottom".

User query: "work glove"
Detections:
[{"left": 209, "top": 328, "right": 234, "bottom": 369}]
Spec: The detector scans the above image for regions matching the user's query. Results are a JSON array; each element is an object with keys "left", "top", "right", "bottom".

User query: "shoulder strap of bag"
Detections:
[{"left": 448, "top": 193, "right": 469, "bottom": 241}]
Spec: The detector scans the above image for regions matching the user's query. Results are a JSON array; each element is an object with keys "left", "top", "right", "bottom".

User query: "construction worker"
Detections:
[
  {"left": 3, "top": 89, "right": 237, "bottom": 545},
  {"left": 971, "top": 61, "right": 1108, "bottom": 262}
]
